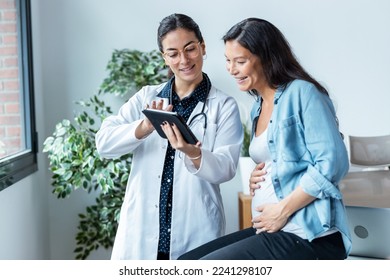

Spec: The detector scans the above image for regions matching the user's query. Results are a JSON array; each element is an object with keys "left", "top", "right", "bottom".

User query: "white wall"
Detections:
[{"left": 1, "top": 0, "right": 389, "bottom": 260}]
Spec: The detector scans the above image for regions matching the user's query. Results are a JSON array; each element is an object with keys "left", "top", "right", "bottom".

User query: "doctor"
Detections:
[{"left": 95, "top": 13, "right": 243, "bottom": 260}]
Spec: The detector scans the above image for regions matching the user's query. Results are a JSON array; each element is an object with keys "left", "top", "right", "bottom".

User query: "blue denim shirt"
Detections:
[{"left": 250, "top": 79, "right": 352, "bottom": 256}]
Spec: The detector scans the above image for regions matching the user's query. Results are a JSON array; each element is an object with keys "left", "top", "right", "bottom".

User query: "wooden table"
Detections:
[{"left": 238, "top": 192, "right": 253, "bottom": 229}]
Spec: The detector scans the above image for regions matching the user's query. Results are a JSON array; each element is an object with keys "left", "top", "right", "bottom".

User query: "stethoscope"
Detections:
[{"left": 168, "top": 77, "right": 210, "bottom": 131}]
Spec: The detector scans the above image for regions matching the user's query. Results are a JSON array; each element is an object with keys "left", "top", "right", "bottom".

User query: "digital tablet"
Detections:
[{"left": 142, "top": 108, "right": 198, "bottom": 144}]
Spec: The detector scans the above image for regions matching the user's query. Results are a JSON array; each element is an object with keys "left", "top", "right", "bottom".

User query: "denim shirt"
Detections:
[{"left": 250, "top": 79, "right": 352, "bottom": 256}]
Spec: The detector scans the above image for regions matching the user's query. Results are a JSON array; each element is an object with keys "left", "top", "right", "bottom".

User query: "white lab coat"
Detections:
[{"left": 95, "top": 83, "right": 243, "bottom": 259}]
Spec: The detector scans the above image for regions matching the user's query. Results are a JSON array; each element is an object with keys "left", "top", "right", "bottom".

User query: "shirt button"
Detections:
[
  {"left": 270, "top": 120, "right": 273, "bottom": 123},
  {"left": 269, "top": 140, "right": 274, "bottom": 143},
  {"left": 155, "top": 204, "right": 158, "bottom": 208},
  {"left": 273, "top": 159, "right": 277, "bottom": 162}
]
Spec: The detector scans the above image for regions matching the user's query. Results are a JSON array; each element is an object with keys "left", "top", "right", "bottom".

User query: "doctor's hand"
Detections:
[
  {"left": 135, "top": 99, "right": 173, "bottom": 139},
  {"left": 249, "top": 162, "right": 267, "bottom": 196},
  {"left": 252, "top": 203, "right": 288, "bottom": 234},
  {"left": 161, "top": 122, "right": 202, "bottom": 166}
]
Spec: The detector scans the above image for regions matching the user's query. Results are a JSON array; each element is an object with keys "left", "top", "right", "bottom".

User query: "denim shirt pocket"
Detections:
[{"left": 279, "top": 115, "right": 306, "bottom": 162}]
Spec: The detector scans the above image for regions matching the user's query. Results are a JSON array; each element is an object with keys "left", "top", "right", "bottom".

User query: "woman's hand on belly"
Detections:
[
  {"left": 252, "top": 202, "right": 288, "bottom": 234},
  {"left": 249, "top": 162, "right": 267, "bottom": 196}
]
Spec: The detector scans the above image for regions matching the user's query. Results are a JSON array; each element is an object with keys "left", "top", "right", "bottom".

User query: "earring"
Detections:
[{"left": 203, "top": 54, "right": 207, "bottom": 60}]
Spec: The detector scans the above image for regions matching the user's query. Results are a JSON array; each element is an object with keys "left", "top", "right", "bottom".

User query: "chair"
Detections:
[
  {"left": 342, "top": 134, "right": 390, "bottom": 259},
  {"left": 349, "top": 134, "right": 390, "bottom": 167}
]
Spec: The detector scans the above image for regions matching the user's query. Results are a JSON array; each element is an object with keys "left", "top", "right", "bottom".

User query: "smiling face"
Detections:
[
  {"left": 224, "top": 40, "right": 267, "bottom": 93},
  {"left": 161, "top": 28, "right": 205, "bottom": 86}
]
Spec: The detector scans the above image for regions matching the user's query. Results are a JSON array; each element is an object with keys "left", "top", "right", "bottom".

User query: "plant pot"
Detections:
[{"left": 239, "top": 157, "right": 256, "bottom": 195}]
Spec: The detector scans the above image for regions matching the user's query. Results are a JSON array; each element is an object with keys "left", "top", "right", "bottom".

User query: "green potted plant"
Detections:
[
  {"left": 238, "top": 123, "right": 256, "bottom": 195},
  {"left": 43, "top": 48, "right": 168, "bottom": 259},
  {"left": 241, "top": 123, "right": 251, "bottom": 157}
]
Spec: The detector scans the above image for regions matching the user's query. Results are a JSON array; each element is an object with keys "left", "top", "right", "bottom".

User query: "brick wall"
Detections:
[{"left": 0, "top": 0, "right": 21, "bottom": 158}]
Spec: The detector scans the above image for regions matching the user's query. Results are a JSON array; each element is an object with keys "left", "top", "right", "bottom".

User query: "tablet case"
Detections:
[{"left": 142, "top": 109, "right": 198, "bottom": 144}]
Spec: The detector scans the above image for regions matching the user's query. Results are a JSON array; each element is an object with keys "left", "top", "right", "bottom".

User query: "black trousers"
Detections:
[{"left": 178, "top": 227, "right": 346, "bottom": 260}]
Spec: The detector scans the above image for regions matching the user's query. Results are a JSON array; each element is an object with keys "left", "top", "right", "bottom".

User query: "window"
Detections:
[{"left": 0, "top": 0, "right": 37, "bottom": 191}]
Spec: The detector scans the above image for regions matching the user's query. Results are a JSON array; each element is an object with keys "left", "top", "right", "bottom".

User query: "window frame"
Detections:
[{"left": 0, "top": 0, "right": 37, "bottom": 191}]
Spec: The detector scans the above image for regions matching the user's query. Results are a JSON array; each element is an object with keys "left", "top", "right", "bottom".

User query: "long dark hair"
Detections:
[
  {"left": 157, "top": 13, "right": 204, "bottom": 53},
  {"left": 223, "top": 18, "right": 328, "bottom": 96}
]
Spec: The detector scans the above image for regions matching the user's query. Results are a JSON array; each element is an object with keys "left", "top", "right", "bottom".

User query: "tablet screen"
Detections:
[{"left": 142, "top": 109, "right": 198, "bottom": 144}]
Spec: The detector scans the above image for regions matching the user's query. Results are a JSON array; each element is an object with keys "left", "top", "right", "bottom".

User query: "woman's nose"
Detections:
[
  {"left": 227, "top": 64, "right": 237, "bottom": 75},
  {"left": 179, "top": 51, "right": 190, "bottom": 63}
]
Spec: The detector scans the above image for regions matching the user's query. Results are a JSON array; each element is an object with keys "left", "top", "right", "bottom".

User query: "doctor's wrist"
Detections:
[
  {"left": 135, "top": 120, "right": 154, "bottom": 139},
  {"left": 187, "top": 149, "right": 202, "bottom": 160}
]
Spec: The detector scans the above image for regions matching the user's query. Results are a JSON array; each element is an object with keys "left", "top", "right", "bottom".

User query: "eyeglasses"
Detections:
[{"left": 163, "top": 42, "right": 201, "bottom": 64}]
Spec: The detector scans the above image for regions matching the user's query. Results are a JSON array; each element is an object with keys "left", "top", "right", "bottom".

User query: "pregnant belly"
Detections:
[{"left": 251, "top": 182, "right": 278, "bottom": 219}]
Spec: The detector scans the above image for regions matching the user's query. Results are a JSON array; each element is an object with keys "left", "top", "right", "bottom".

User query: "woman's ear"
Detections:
[
  {"left": 200, "top": 42, "right": 206, "bottom": 56},
  {"left": 161, "top": 52, "right": 169, "bottom": 66}
]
